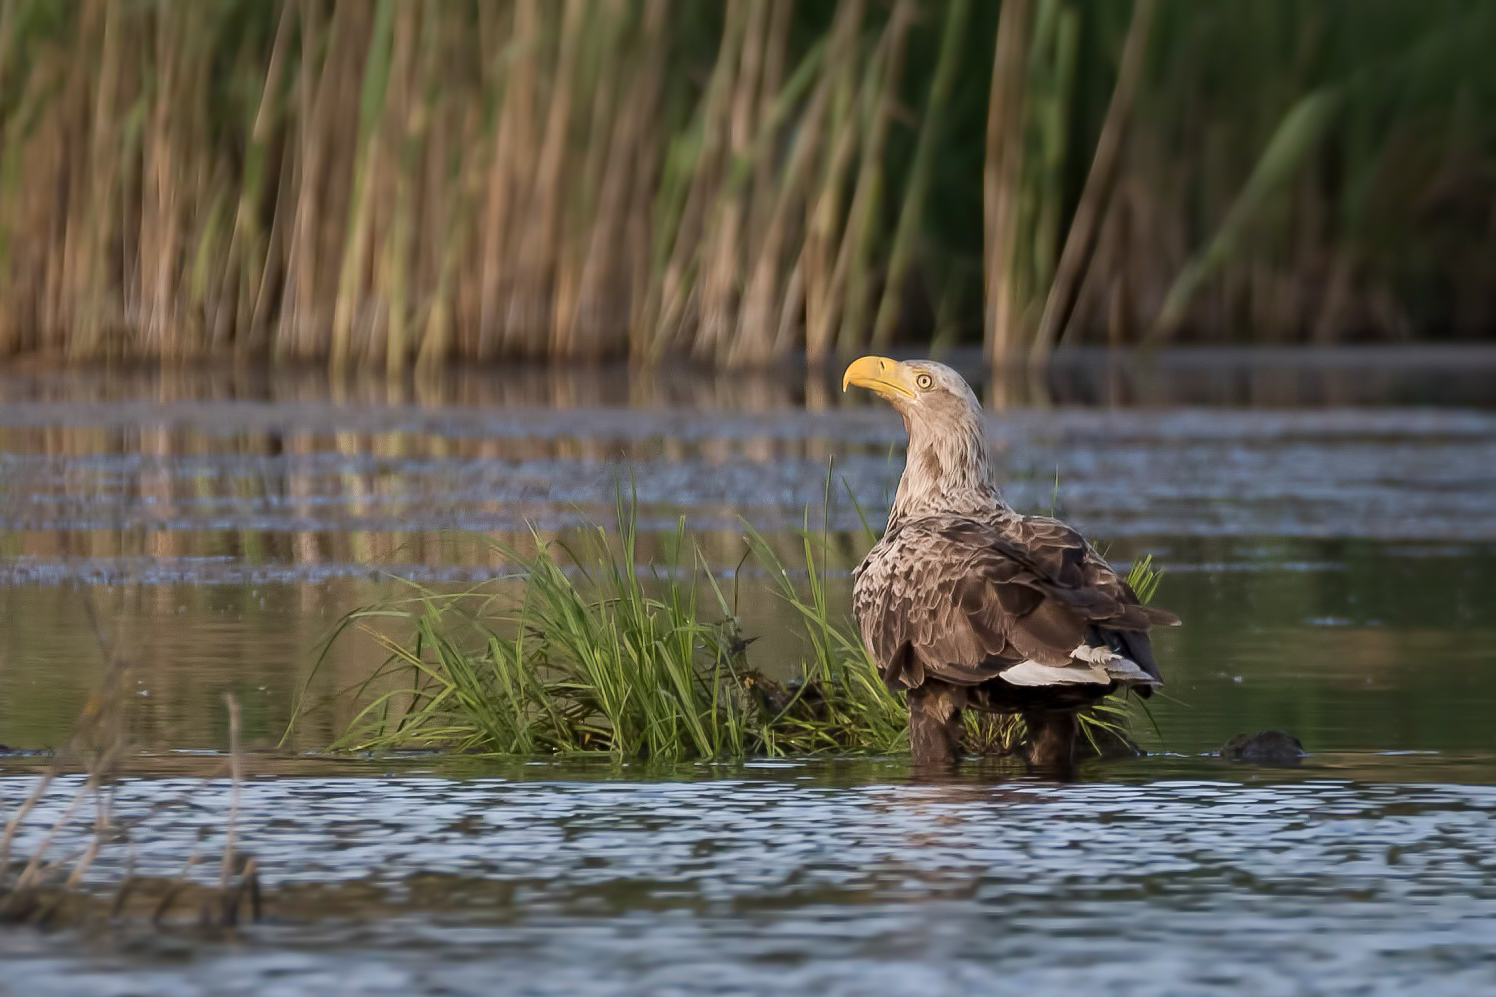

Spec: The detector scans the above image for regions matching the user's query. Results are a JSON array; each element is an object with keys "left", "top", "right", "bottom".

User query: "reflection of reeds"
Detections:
[
  {"left": 1, "top": 2, "right": 1492, "bottom": 365},
  {"left": 0, "top": 362, "right": 870, "bottom": 577},
  {"left": 5, "top": 353, "right": 1488, "bottom": 591}
]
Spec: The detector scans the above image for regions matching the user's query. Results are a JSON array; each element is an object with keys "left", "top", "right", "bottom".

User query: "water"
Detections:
[
  {"left": 4, "top": 760, "right": 1496, "bottom": 995},
  {"left": 2, "top": 349, "right": 1496, "bottom": 994}
]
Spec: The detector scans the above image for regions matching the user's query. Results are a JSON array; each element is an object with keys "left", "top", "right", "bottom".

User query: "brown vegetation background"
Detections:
[{"left": 0, "top": 0, "right": 1492, "bottom": 367}]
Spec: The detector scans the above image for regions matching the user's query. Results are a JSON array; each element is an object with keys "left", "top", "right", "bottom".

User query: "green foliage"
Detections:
[
  {"left": 296, "top": 495, "right": 1166, "bottom": 762},
  {"left": 298, "top": 494, "right": 918, "bottom": 760},
  {"left": 1126, "top": 553, "right": 1163, "bottom": 605}
]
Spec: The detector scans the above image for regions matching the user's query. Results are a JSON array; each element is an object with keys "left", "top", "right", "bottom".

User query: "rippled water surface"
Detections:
[
  {"left": 4, "top": 759, "right": 1496, "bottom": 995},
  {"left": 2, "top": 350, "right": 1495, "bottom": 995}
]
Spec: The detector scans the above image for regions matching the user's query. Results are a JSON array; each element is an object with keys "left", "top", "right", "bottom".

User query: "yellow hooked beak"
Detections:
[{"left": 841, "top": 355, "right": 918, "bottom": 401}]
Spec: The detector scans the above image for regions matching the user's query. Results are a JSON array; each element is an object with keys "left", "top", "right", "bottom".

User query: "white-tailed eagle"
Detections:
[{"left": 843, "top": 356, "right": 1178, "bottom": 769}]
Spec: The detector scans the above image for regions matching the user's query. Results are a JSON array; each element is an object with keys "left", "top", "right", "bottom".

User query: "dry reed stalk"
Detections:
[
  {"left": 645, "top": 1, "right": 746, "bottom": 359},
  {"left": 277, "top": 0, "right": 321, "bottom": 358},
  {"left": 330, "top": 0, "right": 397, "bottom": 370},
  {"left": 693, "top": 0, "right": 762, "bottom": 361},
  {"left": 832, "top": 0, "right": 914, "bottom": 356},
  {"left": 556, "top": 0, "right": 625, "bottom": 358},
  {"left": 732, "top": 4, "right": 844, "bottom": 365},
  {"left": 0, "top": 1, "right": 14, "bottom": 111},
  {"left": 282, "top": 0, "right": 357, "bottom": 359},
  {"left": 583, "top": 0, "right": 662, "bottom": 357},
  {"left": 141, "top": 2, "right": 181, "bottom": 355},
  {"left": 476, "top": 1, "right": 531, "bottom": 359},
  {"left": 623, "top": 0, "right": 672, "bottom": 358},
  {"left": 770, "top": 0, "right": 873, "bottom": 359},
  {"left": 0, "top": 589, "right": 124, "bottom": 923},
  {"left": 870, "top": 0, "right": 970, "bottom": 351},
  {"left": 512, "top": 0, "right": 578, "bottom": 357},
  {"left": 226, "top": 2, "right": 292, "bottom": 352},
  {"left": 802, "top": 0, "right": 868, "bottom": 361},
  {"left": 983, "top": 0, "right": 1032, "bottom": 361},
  {"left": 0, "top": 599, "right": 261, "bottom": 926},
  {"left": 76, "top": 0, "right": 122, "bottom": 356},
  {"left": 752, "top": 0, "right": 793, "bottom": 246},
  {"left": 150, "top": 851, "right": 199, "bottom": 925},
  {"left": 212, "top": 695, "right": 243, "bottom": 922},
  {"left": 1030, "top": 0, "right": 1155, "bottom": 362}
]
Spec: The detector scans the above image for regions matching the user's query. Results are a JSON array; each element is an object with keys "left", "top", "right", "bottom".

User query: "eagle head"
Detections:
[
  {"left": 841, "top": 356, "right": 983, "bottom": 427},
  {"left": 842, "top": 356, "right": 1002, "bottom": 523}
]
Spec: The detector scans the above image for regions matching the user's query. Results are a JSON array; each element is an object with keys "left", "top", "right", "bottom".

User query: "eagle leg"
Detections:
[
  {"left": 907, "top": 682, "right": 965, "bottom": 769},
  {"left": 1021, "top": 708, "right": 1079, "bottom": 774}
]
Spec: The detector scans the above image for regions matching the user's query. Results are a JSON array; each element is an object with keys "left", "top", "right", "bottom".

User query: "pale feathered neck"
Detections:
[{"left": 888, "top": 406, "right": 1013, "bottom": 527}]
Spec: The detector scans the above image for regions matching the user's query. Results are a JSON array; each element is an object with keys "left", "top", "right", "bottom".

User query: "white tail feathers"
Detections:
[{"left": 999, "top": 644, "right": 1162, "bottom": 688}]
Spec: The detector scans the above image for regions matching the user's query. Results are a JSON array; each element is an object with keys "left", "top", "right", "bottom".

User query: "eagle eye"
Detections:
[{"left": 915, "top": 372, "right": 934, "bottom": 390}]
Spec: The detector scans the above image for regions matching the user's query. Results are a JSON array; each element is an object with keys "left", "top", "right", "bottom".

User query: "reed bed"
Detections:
[
  {"left": 0, "top": 1, "right": 1492, "bottom": 367},
  {"left": 0, "top": 0, "right": 952, "bottom": 366},
  {"left": 296, "top": 495, "right": 1160, "bottom": 761}
]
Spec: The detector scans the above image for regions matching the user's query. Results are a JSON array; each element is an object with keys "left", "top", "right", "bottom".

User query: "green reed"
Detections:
[
  {"left": 298, "top": 497, "right": 909, "bottom": 759},
  {"left": 296, "top": 493, "right": 1164, "bottom": 761}
]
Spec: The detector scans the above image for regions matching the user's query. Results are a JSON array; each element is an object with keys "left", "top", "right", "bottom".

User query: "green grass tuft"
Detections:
[
  {"left": 296, "top": 498, "right": 1167, "bottom": 762},
  {"left": 1126, "top": 553, "right": 1163, "bottom": 605}
]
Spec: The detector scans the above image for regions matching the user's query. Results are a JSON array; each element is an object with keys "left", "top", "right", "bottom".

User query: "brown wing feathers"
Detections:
[{"left": 854, "top": 514, "right": 1174, "bottom": 691}]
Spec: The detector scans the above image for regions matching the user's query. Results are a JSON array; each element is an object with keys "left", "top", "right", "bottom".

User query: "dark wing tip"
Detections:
[{"left": 1143, "top": 606, "right": 1182, "bottom": 627}]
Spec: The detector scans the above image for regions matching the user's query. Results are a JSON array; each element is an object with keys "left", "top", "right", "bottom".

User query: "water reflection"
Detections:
[
  {"left": 7, "top": 346, "right": 1496, "bottom": 412},
  {"left": 5, "top": 355, "right": 1496, "bottom": 593},
  {"left": 2, "top": 355, "right": 1496, "bottom": 755},
  {"left": 0, "top": 537, "right": 1492, "bottom": 762}
]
